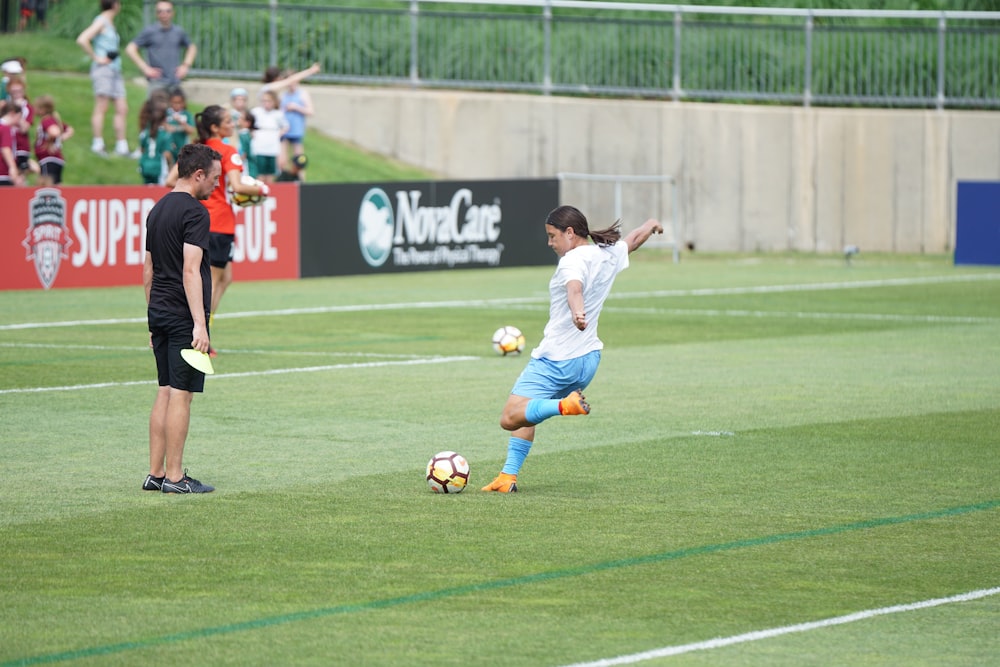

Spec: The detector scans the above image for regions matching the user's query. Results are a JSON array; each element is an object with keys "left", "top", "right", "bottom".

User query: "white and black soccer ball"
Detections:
[
  {"left": 426, "top": 451, "right": 470, "bottom": 494},
  {"left": 492, "top": 325, "right": 525, "bottom": 356},
  {"left": 229, "top": 174, "right": 266, "bottom": 208}
]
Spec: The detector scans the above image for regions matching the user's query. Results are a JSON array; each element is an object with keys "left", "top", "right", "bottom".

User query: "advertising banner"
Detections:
[
  {"left": 1, "top": 184, "right": 300, "bottom": 291},
  {"left": 299, "top": 179, "right": 559, "bottom": 277},
  {"left": 955, "top": 181, "right": 1000, "bottom": 266}
]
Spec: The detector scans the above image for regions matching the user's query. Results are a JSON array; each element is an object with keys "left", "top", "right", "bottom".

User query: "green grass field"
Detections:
[{"left": 1, "top": 253, "right": 998, "bottom": 666}]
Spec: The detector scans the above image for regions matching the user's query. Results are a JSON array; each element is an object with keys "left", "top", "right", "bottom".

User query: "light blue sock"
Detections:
[
  {"left": 524, "top": 398, "right": 561, "bottom": 425},
  {"left": 501, "top": 437, "right": 533, "bottom": 475}
]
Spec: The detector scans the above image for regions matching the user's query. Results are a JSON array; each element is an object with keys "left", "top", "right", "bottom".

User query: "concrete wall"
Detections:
[{"left": 185, "top": 80, "right": 1000, "bottom": 253}]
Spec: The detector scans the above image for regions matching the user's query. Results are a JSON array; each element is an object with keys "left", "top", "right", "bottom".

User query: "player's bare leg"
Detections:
[
  {"left": 148, "top": 386, "right": 169, "bottom": 476},
  {"left": 111, "top": 96, "right": 129, "bottom": 155},
  {"left": 485, "top": 391, "right": 590, "bottom": 492},
  {"left": 162, "top": 388, "right": 194, "bottom": 484},
  {"left": 500, "top": 391, "right": 589, "bottom": 431},
  {"left": 90, "top": 96, "right": 109, "bottom": 154}
]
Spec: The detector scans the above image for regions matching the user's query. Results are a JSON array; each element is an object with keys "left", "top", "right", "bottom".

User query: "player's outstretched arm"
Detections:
[
  {"left": 624, "top": 218, "right": 664, "bottom": 254},
  {"left": 262, "top": 62, "right": 321, "bottom": 92}
]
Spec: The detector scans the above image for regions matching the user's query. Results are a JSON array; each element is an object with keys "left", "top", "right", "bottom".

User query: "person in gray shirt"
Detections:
[{"left": 126, "top": 0, "right": 197, "bottom": 94}]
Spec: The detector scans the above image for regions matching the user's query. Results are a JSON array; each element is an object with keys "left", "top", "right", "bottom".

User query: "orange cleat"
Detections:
[
  {"left": 481, "top": 472, "right": 518, "bottom": 493},
  {"left": 558, "top": 390, "right": 590, "bottom": 416}
]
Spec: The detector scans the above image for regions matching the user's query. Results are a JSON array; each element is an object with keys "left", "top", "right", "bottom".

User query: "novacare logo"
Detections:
[
  {"left": 358, "top": 187, "right": 394, "bottom": 268},
  {"left": 357, "top": 186, "right": 504, "bottom": 269}
]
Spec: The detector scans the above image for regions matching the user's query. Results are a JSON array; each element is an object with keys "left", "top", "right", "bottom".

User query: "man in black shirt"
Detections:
[{"left": 142, "top": 143, "right": 221, "bottom": 494}]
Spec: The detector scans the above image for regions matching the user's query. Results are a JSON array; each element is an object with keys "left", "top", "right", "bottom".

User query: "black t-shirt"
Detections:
[{"left": 145, "top": 191, "right": 211, "bottom": 318}]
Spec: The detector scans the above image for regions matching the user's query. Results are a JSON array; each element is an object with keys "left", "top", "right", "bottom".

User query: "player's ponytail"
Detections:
[
  {"left": 546, "top": 205, "right": 622, "bottom": 247},
  {"left": 195, "top": 104, "right": 227, "bottom": 143}
]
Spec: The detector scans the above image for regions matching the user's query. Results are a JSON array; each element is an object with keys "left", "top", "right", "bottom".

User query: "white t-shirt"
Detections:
[
  {"left": 249, "top": 107, "right": 288, "bottom": 157},
  {"left": 531, "top": 241, "right": 630, "bottom": 361}
]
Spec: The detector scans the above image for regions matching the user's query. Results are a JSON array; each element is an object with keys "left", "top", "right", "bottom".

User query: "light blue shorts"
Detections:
[{"left": 510, "top": 350, "right": 601, "bottom": 400}]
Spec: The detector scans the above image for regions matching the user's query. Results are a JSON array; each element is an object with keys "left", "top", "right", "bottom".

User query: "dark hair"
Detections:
[
  {"left": 545, "top": 205, "right": 621, "bottom": 247},
  {"left": 194, "top": 104, "right": 227, "bottom": 142},
  {"left": 0, "top": 100, "right": 23, "bottom": 116},
  {"left": 176, "top": 143, "right": 221, "bottom": 179},
  {"left": 263, "top": 66, "right": 282, "bottom": 83},
  {"left": 100, "top": 0, "right": 118, "bottom": 11},
  {"left": 138, "top": 95, "right": 168, "bottom": 138}
]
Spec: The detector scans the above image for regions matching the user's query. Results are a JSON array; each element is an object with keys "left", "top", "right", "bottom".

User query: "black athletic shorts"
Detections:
[
  {"left": 209, "top": 232, "right": 235, "bottom": 269},
  {"left": 149, "top": 308, "right": 208, "bottom": 392},
  {"left": 40, "top": 162, "right": 63, "bottom": 184}
]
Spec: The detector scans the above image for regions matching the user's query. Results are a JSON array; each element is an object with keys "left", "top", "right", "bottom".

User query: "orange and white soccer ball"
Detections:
[
  {"left": 492, "top": 325, "right": 525, "bottom": 356},
  {"left": 426, "top": 451, "right": 470, "bottom": 494}
]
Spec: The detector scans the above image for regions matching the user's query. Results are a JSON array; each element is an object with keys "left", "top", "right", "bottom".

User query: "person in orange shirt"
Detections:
[{"left": 167, "top": 104, "right": 268, "bottom": 356}]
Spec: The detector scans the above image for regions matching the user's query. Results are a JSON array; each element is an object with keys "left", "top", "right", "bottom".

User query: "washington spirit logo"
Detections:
[{"left": 22, "top": 188, "right": 72, "bottom": 289}]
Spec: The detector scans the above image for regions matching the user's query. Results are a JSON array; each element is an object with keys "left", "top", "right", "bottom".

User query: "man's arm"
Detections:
[
  {"left": 175, "top": 43, "right": 197, "bottom": 80},
  {"left": 623, "top": 218, "right": 664, "bottom": 254},
  {"left": 182, "top": 243, "right": 210, "bottom": 353},
  {"left": 143, "top": 250, "right": 154, "bottom": 305},
  {"left": 124, "top": 41, "right": 158, "bottom": 80}
]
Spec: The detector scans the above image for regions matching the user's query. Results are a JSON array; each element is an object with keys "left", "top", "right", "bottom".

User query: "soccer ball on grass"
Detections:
[
  {"left": 492, "top": 325, "right": 525, "bottom": 356},
  {"left": 229, "top": 174, "right": 266, "bottom": 208},
  {"left": 426, "top": 451, "right": 470, "bottom": 494}
]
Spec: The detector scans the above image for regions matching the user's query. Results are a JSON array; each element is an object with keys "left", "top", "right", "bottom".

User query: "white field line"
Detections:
[
  {"left": 0, "top": 355, "right": 478, "bottom": 395},
  {"left": 0, "top": 342, "right": 438, "bottom": 358},
  {"left": 603, "top": 307, "right": 1000, "bottom": 324},
  {"left": 1, "top": 273, "right": 998, "bottom": 331},
  {"left": 557, "top": 586, "right": 1000, "bottom": 667}
]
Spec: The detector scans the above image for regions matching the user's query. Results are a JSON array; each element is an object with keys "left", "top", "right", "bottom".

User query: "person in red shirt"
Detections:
[
  {"left": 0, "top": 101, "right": 24, "bottom": 186},
  {"left": 167, "top": 104, "right": 269, "bottom": 354},
  {"left": 4, "top": 76, "right": 36, "bottom": 181},
  {"left": 33, "top": 95, "right": 74, "bottom": 186}
]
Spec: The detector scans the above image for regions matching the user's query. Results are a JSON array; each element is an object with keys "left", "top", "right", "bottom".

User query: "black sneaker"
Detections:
[
  {"left": 161, "top": 470, "right": 215, "bottom": 494},
  {"left": 142, "top": 474, "right": 165, "bottom": 491}
]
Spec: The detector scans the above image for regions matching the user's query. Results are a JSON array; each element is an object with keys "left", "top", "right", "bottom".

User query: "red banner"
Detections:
[{"left": 1, "top": 183, "right": 300, "bottom": 290}]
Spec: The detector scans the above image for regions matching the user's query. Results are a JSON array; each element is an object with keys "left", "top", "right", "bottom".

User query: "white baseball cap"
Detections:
[{"left": 2, "top": 60, "right": 24, "bottom": 75}]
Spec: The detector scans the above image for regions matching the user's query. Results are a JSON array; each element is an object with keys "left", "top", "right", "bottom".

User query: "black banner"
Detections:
[{"left": 299, "top": 179, "right": 559, "bottom": 277}]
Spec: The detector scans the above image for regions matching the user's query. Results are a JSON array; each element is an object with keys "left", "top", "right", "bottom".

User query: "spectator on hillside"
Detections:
[
  {"left": 0, "top": 101, "right": 25, "bottom": 186},
  {"left": 164, "top": 87, "right": 195, "bottom": 167},
  {"left": 249, "top": 90, "right": 287, "bottom": 184},
  {"left": 275, "top": 153, "right": 307, "bottom": 182},
  {"left": 19, "top": 0, "right": 49, "bottom": 31},
  {"left": 17, "top": 0, "right": 35, "bottom": 32},
  {"left": 224, "top": 87, "right": 249, "bottom": 149},
  {"left": 237, "top": 109, "right": 256, "bottom": 178},
  {"left": 126, "top": 0, "right": 197, "bottom": 96},
  {"left": 277, "top": 77, "right": 313, "bottom": 180},
  {"left": 1, "top": 59, "right": 26, "bottom": 101},
  {"left": 76, "top": 0, "right": 132, "bottom": 157},
  {"left": 137, "top": 93, "right": 172, "bottom": 185},
  {"left": 33, "top": 95, "right": 74, "bottom": 186},
  {"left": 3, "top": 75, "right": 37, "bottom": 180}
]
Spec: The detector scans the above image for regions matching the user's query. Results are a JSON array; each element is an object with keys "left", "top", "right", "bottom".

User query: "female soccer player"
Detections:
[
  {"left": 482, "top": 205, "right": 663, "bottom": 493},
  {"left": 166, "top": 104, "right": 269, "bottom": 355}
]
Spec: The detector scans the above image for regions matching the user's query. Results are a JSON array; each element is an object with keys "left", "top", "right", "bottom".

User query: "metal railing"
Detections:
[{"left": 160, "top": 1, "right": 1000, "bottom": 109}]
